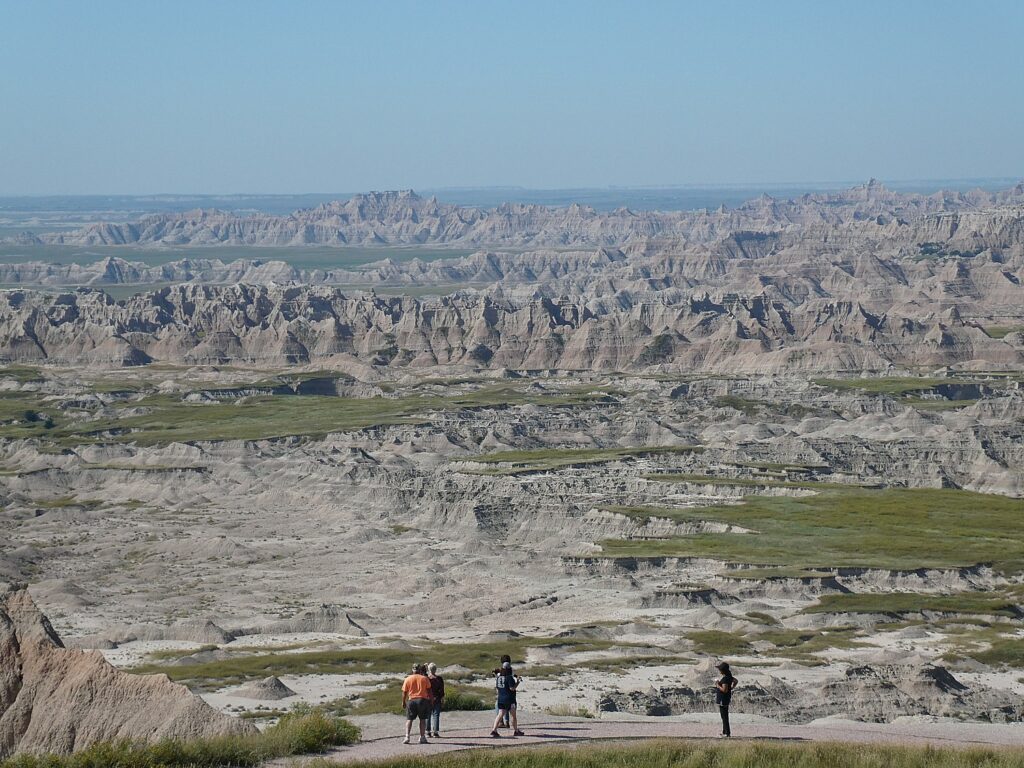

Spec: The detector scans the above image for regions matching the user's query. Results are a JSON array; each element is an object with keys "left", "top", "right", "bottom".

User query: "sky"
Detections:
[{"left": 1, "top": 0, "right": 1023, "bottom": 195}]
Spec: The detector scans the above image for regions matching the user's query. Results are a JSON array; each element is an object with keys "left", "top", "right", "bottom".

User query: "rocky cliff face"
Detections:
[
  {"left": 0, "top": 585, "right": 253, "bottom": 757},
  {"left": 0, "top": 282, "right": 1020, "bottom": 371}
]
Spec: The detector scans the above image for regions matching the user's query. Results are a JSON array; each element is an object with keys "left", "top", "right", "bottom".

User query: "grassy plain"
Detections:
[
  {"left": 600, "top": 488, "right": 1024, "bottom": 574},
  {"left": 0, "top": 384, "right": 608, "bottom": 446},
  {"left": 803, "top": 592, "right": 1022, "bottom": 618}
]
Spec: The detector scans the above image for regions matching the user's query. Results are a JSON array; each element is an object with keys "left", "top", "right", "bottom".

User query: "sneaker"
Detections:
[
  {"left": 402, "top": 736, "right": 411, "bottom": 744},
  {"left": 490, "top": 730, "right": 501, "bottom": 738},
  {"left": 513, "top": 729, "right": 525, "bottom": 736},
  {"left": 419, "top": 736, "right": 430, "bottom": 744}
]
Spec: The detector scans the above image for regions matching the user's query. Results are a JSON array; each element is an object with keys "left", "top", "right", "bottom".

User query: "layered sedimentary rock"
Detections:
[
  {"left": 0, "top": 282, "right": 1020, "bottom": 372},
  {"left": 16, "top": 182, "right": 1024, "bottom": 248},
  {"left": 598, "top": 661, "right": 1024, "bottom": 723},
  {"left": 0, "top": 586, "right": 254, "bottom": 757}
]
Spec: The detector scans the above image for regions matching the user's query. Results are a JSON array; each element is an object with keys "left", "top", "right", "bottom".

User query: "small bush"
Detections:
[
  {"left": 443, "top": 690, "right": 490, "bottom": 712},
  {"left": 545, "top": 702, "right": 595, "bottom": 718}
]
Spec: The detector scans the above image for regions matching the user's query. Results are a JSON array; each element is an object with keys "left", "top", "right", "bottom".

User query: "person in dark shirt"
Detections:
[
  {"left": 715, "top": 661, "right": 736, "bottom": 737},
  {"left": 489, "top": 660, "right": 524, "bottom": 737},
  {"left": 427, "top": 662, "right": 445, "bottom": 738},
  {"left": 495, "top": 654, "right": 511, "bottom": 728}
]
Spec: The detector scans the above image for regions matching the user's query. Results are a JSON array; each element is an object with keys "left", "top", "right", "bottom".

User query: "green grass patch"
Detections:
[
  {"left": 984, "top": 326, "right": 1024, "bottom": 340},
  {"left": 0, "top": 365, "right": 44, "bottom": 383},
  {"left": 687, "top": 630, "right": 752, "bottom": 656},
  {"left": 803, "top": 592, "right": 1022, "bottom": 618},
  {"left": 813, "top": 376, "right": 973, "bottom": 395},
  {"left": 468, "top": 446, "right": 702, "bottom": 475},
  {"left": 599, "top": 488, "right": 1024, "bottom": 574},
  {"left": 719, "top": 567, "right": 834, "bottom": 579},
  {"left": 904, "top": 397, "right": 978, "bottom": 411},
  {"left": 130, "top": 637, "right": 645, "bottom": 690},
  {"left": 351, "top": 683, "right": 491, "bottom": 715},
  {"left": 299, "top": 738, "right": 1024, "bottom": 768},
  {"left": 951, "top": 637, "right": 1024, "bottom": 668},
  {"left": 0, "top": 708, "right": 358, "bottom": 768},
  {"left": 5, "top": 385, "right": 607, "bottom": 446},
  {"left": 642, "top": 473, "right": 846, "bottom": 490}
]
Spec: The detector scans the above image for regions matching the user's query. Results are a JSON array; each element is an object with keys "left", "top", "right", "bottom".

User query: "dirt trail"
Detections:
[{"left": 297, "top": 712, "right": 1024, "bottom": 765}]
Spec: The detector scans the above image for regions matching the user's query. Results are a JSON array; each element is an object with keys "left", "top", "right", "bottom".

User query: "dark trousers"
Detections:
[{"left": 719, "top": 705, "right": 731, "bottom": 736}]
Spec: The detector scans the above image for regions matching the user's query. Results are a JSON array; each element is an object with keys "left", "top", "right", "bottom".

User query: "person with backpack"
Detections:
[
  {"left": 715, "top": 661, "right": 737, "bottom": 737},
  {"left": 427, "top": 662, "right": 445, "bottom": 738},
  {"left": 401, "top": 663, "right": 433, "bottom": 745},
  {"left": 489, "top": 659, "right": 524, "bottom": 737}
]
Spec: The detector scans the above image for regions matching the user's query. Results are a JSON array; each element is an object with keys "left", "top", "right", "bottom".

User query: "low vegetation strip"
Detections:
[
  {"left": 811, "top": 376, "right": 974, "bottom": 395},
  {"left": 0, "top": 709, "right": 359, "bottom": 768},
  {"left": 803, "top": 592, "right": 1023, "bottom": 618},
  {"left": 642, "top": 473, "right": 848, "bottom": 490},
  {"left": 326, "top": 739, "right": 1024, "bottom": 768},
  {"left": 130, "top": 637, "right": 643, "bottom": 689},
  {"left": 0, "top": 384, "right": 608, "bottom": 446},
  {"left": 599, "top": 488, "right": 1024, "bottom": 574},
  {"left": 466, "top": 446, "right": 703, "bottom": 475}
]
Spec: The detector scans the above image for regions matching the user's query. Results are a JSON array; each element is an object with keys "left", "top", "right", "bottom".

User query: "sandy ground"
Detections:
[{"left": 278, "top": 711, "right": 1024, "bottom": 764}]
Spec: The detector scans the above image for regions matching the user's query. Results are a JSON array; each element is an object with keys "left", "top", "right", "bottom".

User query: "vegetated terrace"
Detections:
[
  {"left": 600, "top": 488, "right": 1024, "bottom": 574},
  {"left": 0, "top": 382, "right": 610, "bottom": 446}
]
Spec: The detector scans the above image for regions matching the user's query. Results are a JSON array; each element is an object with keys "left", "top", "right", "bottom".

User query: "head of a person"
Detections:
[
  {"left": 427, "top": 663, "right": 437, "bottom": 675},
  {"left": 716, "top": 661, "right": 731, "bottom": 674},
  {"left": 502, "top": 661, "right": 512, "bottom": 671},
  {"left": 500, "top": 654, "right": 511, "bottom": 665},
  {"left": 415, "top": 663, "right": 427, "bottom": 676}
]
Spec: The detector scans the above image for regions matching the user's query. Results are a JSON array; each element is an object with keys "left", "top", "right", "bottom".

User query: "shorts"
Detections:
[
  {"left": 406, "top": 698, "right": 431, "bottom": 720},
  {"left": 496, "top": 697, "right": 516, "bottom": 711}
]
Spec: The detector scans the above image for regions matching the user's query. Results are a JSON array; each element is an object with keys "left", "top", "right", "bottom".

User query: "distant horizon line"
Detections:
[{"left": 3, "top": 176, "right": 1023, "bottom": 199}]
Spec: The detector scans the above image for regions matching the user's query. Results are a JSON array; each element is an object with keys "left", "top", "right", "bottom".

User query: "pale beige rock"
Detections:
[{"left": 0, "top": 586, "right": 254, "bottom": 758}]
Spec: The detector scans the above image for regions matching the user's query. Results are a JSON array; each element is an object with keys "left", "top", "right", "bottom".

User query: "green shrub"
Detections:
[{"left": 442, "top": 690, "right": 490, "bottom": 712}]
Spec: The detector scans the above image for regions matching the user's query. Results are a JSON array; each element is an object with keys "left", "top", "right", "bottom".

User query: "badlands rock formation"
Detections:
[
  {"left": 0, "top": 281, "right": 1021, "bottom": 372},
  {"left": 599, "top": 659, "right": 1024, "bottom": 723},
  {"left": 0, "top": 585, "right": 254, "bottom": 757},
  {"left": 15, "top": 182, "right": 1024, "bottom": 248},
  {"left": 1, "top": 182, "right": 1022, "bottom": 372}
]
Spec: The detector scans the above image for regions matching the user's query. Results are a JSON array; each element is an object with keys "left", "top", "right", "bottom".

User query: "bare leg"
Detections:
[
  {"left": 510, "top": 706, "right": 518, "bottom": 731},
  {"left": 405, "top": 718, "right": 413, "bottom": 739},
  {"left": 419, "top": 717, "right": 427, "bottom": 740},
  {"left": 492, "top": 708, "right": 507, "bottom": 731}
]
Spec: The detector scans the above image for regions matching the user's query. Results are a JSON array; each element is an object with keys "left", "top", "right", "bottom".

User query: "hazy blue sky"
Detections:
[{"left": 2, "top": 0, "right": 1022, "bottom": 194}]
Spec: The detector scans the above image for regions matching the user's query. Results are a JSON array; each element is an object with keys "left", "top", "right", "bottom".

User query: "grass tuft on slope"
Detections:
[{"left": 0, "top": 708, "right": 359, "bottom": 768}]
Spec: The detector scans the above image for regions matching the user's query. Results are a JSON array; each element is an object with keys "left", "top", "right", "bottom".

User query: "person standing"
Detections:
[
  {"left": 401, "top": 663, "right": 433, "bottom": 745},
  {"left": 495, "top": 654, "right": 511, "bottom": 729},
  {"left": 427, "top": 662, "right": 445, "bottom": 738},
  {"left": 490, "top": 660, "right": 524, "bottom": 737},
  {"left": 715, "top": 661, "right": 736, "bottom": 738}
]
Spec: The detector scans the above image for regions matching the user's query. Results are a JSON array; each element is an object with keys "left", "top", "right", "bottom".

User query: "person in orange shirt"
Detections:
[{"left": 401, "top": 663, "right": 433, "bottom": 744}]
